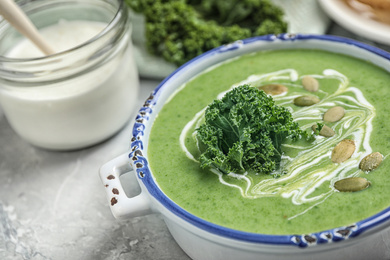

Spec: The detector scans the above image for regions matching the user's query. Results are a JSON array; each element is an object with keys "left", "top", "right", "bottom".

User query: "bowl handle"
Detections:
[{"left": 99, "top": 153, "right": 152, "bottom": 219}]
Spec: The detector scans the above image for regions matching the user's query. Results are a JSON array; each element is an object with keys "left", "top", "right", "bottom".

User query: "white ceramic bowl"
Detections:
[{"left": 100, "top": 34, "right": 390, "bottom": 260}]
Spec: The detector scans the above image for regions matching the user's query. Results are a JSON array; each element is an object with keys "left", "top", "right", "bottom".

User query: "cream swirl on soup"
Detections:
[{"left": 181, "top": 69, "right": 376, "bottom": 218}]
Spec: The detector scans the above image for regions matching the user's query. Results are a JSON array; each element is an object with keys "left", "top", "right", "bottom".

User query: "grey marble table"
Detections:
[{"left": 1, "top": 23, "right": 389, "bottom": 260}]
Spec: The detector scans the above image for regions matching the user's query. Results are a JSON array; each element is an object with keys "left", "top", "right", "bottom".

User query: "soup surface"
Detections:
[{"left": 148, "top": 49, "right": 390, "bottom": 235}]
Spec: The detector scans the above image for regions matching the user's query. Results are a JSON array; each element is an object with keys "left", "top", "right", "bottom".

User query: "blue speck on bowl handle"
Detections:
[{"left": 99, "top": 153, "right": 152, "bottom": 219}]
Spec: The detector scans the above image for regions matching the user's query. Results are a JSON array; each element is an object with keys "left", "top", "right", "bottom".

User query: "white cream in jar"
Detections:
[{"left": 0, "top": 1, "right": 139, "bottom": 150}]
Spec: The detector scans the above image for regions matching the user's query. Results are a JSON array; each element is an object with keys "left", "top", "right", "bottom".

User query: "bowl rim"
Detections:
[{"left": 130, "top": 33, "right": 390, "bottom": 248}]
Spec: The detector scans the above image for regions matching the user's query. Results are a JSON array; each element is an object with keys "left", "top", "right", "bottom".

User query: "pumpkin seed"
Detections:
[
  {"left": 331, "top": 139, "right": 355, "bottom": 163},
  {"left": 302, "top": 76, "right": 319, "bottom": 92},
  {"left": 334, "top": 177, "right": 370, "bottom": 192},
  {"left": 311, "top": 124, "right": 335, "bottom": 137},
  {"left": 293, "top": 95, "right": 320, "bottom": 106},
  {"left": 258, "top": 84, "right": 288, "bottom": 95},
  {"left": 323, "top": 106, "right": 345, "bottom": 122},
  {"left": 359, "top": 152, "right": 383, "bottom": 172}
]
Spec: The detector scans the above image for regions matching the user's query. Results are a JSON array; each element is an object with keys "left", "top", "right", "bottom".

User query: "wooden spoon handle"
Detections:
[{"left": 0, "top": 0, "right": 55, "bottom": 55}]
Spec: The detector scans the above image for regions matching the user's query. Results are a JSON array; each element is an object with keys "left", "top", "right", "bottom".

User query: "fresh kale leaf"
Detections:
[
  {"left": 196, "top": 84, "right": 304, "bottom": 175},
  {"left": 126, "top": 0, "right": 287, "bottom": 66}
]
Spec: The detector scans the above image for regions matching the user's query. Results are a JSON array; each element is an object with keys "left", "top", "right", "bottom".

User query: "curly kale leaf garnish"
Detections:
[
  {"left": 196, "top": 84, "right": 305, "bottom": 175},
  {"left": 312, "top": 122, "right": 324, "bottom": 135}
]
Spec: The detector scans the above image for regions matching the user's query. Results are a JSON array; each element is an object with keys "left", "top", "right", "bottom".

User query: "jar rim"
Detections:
[{"left": 0, "top": 0, "right": 126, "bottom": 62}]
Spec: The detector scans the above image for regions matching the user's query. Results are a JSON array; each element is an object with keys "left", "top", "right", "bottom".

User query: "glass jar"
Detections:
[{"left": 0, "top": 0, "right": 139, "bottom": 150}]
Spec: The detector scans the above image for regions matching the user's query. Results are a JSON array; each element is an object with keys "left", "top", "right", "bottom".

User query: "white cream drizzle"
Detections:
[{"left": 179, "top": 69, "right": 376, "bottom": 219}]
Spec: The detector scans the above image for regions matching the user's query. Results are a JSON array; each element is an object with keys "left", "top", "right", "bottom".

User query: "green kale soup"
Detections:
[{"left": 148, "top": 49, "right": 390, "bottom": 235}]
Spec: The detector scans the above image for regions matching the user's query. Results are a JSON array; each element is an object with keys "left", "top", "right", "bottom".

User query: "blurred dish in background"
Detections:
[
  {"left": 347, "top": 0, "right": 390, "bottom": 24},
  {"left": 319, "top": 0, "right": 390, "bottom": 45},
  {"left": 130, "top": 0, "right": 329, "bottom": 79},
  {"left": 272, "top": 0, "right": 329, "bottom": 34}
]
